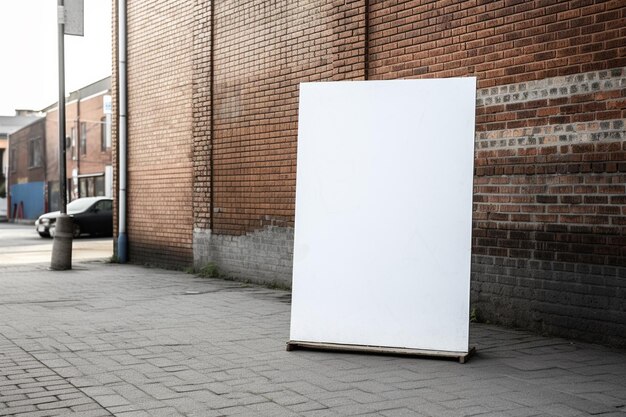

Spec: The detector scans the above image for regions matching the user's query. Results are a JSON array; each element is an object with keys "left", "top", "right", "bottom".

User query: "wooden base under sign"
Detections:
[{"left": 286, "top": 341, "right": 476, "bottom": 364}]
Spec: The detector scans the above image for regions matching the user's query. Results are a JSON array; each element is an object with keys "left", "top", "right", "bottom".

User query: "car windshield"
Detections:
[{"left": 67, "top": 199, "right": 96, "bottom": 213}]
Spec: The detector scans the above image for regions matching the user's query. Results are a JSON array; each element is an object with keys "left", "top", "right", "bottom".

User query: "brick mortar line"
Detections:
[
  {"left": 471, "top": 255, "right": 626, "bottom": 274},
  {"left": 472, "top": 220, "right": 623, "bottom": 233},
  {"left": 477, "top": 67, "right": 626, "bottom": 106},
  {"left": 0, "top": 331, "right": 114, "bottom": 416}
]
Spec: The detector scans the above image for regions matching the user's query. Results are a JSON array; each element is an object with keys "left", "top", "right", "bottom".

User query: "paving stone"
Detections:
[
  {"left": 91, "top": 394, "right": 130, "bottom": 408},
  {"left": 36, "top": 397, "right": 96, "bottom": 410},
  {"left": 0, "top": 394, "right": 27, "bottom": 403},
  {"left": 114, "top": 412, "right": 151, "bottom": 417},
  {"left": 11, "top": 410, "right": 68, "bottom": 417},
  {"left": 300, "top": 409, "right": 344, "bottom": 417},
  {"left": 0, "top": 404, "right": 38, "bottom": 415},
  {"left": 140, "top": 406, "right": 180, "bottom": 417},
  {"left": 381, "top": 408, "right": 429, "bottom": 417},
  {"left": 6, "top": 396, "right": 57, "bottom": 408},
  {"left": 67, "top": 410, "right": 112, "bottom": 417}
]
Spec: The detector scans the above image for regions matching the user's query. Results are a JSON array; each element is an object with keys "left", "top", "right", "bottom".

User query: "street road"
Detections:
[{"left": 0, "top": 222, "right": 112, "bottom": 265}]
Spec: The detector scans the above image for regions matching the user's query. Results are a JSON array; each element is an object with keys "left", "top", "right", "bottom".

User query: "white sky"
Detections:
[{"left": 0, "top": 0, "right": 112, "bottom": 115}]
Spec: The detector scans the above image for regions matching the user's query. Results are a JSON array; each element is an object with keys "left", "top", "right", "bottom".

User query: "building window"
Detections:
[
  {"left": 28, "top": 137, "right": 43, "bottom": 168},
  {"left": 71, "top": 126, "right": 77, "bottom": 160},
  {"left": 78, "top": 175, "right": 105, "bottom": 198},
  {"left": 10, "top": 148, "right": 16, "bottom": 172},
  {"left": 80, "top": 122, "right": 87, "bottom": 155},
  {"left": 100, "top": 117, "right": 106, "bottom": 151},
  {"left": 95, "top": 175, "right": 105, "bottom": 195}
]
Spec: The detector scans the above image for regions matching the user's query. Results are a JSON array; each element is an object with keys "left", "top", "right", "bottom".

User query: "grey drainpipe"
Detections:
[{"left": 117, "top": 0, "right": 128, "bottom": 263}]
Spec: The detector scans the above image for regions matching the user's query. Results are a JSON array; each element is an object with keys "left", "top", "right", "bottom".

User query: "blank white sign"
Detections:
[{"left": 290, "top": 78, "right": 476, "bottom": 353}]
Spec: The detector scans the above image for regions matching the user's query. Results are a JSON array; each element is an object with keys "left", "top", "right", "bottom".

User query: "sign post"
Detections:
[{"left": 51, "top": 0, "right": 83, "bottom": 271}]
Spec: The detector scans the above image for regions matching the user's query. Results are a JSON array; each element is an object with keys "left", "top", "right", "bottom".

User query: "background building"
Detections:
[
  {"left": 6, "top": 116, "right": 45, "bottom": 220},
  {"left": 113, "top": 1, "right": 626, "bottom": 346},
  {"left": 0, "top": 111, "right": 41, "bottom": 220},
  {"left": 8, "top": 77, "right": 112, "bottom": 221},
  {"left": 43, "top": 77, "right": 113, "bottom": 212}
]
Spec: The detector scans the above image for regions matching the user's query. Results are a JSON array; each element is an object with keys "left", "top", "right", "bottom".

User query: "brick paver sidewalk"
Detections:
[{"left": 1, "top": 262, "right": 625, "bottom": 416}]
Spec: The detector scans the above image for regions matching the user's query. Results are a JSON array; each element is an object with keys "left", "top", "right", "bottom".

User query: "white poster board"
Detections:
[{"left": 289, "top": 78, "right": 476, "bottom": 355}]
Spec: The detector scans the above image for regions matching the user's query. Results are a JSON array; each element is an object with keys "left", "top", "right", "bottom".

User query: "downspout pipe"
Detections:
[
  {"left": 117, "top": 0, "right": 128, "bottom": 263},
  {"left": 209, "top": 0, "right": 214, "bottom": 230}
]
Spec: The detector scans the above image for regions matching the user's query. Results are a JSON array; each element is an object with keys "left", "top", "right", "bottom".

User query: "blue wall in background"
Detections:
[{"left": 10, "top": 182, "right": 44, "bottom": 220}]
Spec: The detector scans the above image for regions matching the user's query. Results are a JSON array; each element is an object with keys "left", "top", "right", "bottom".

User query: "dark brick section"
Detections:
[
  {"left": 473, "top": 143, "right": 626, "bottom": 267},
  {"left": 472, "top": 68, "right": 626, "bottom": 347},
  {"left": 472, "top": 254, "right": 626, "bottom": 347}
]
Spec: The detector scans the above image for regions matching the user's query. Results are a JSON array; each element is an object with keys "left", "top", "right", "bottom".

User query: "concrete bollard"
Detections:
[{"left": 51, "top": 214, "right": 73, "bottom": 270}]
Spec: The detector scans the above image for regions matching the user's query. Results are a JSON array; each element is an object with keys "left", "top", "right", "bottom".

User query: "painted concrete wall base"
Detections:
[
  {"left": 10, "top": 182, "right": 45, "bottom": 220},
  {"left": 193, "top": 226, "right": 294, "bottom": 287}
]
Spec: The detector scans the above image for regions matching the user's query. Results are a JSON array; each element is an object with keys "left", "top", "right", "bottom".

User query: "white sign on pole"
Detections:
[
  {"left": 105, "top": 165, "right": 113, "bottom": 198},
  {"left": 289, "top": 78, "right": 476, "bottom": 357},
  {"left": 103, "top": 95, "right": 112, "bottom": 114},
  {"left": 103, "top": 95, "right": 112, "bottom": 148},
  {"left": 63, "top": 0, "right": 84, "bottom": 37}
]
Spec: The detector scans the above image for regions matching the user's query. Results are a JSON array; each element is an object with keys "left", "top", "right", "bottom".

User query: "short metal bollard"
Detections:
[{"left": 51, "top": 214, "right": 73, "bottom": 270}]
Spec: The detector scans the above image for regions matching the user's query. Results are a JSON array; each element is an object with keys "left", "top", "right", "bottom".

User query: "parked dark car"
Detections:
[{"left": 35, "top": 197, "right": 113, "bottom": 238}]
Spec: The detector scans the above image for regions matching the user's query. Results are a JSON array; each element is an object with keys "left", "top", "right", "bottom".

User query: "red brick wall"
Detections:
[
  {"left": 470, "top": 68, "right": 625, "bottom": 345},
  {"left": 474, "top": 76, "right": 625, "bottom": 268},
  {"left": 188, "top": 1, "right": 369, "bottom": 283},
  {"left": 63, "top": 93, "right": 112, "bottom": 197},
  {"left": 364, "top": 0, "right": 626, "bottom": 345},
  {"left": 191, "top": 0, "right": 212, "bottom": 231},
  {"left": 367, "top": 0, "right": 625, "bottom": 85},
  {"left": 122, "top": 0, "right": 195, "bottom": 266},
  {"left": 75, "top": 93, "right": 111, "bottom": 176},
  {"left": 8, "top": 119, "right": 46, "bottom": 185},
  {"left": 186, "top": 0, "right": 625, "bottom": 240},
  {"left": 45, "top": 86, "right": 111, "bottom": 210},
  {"left": 206, "top": 1, "right": 366, "bottom": 235}
]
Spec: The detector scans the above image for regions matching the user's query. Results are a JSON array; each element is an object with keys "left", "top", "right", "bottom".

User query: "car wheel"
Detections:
[
  {"left": 38, "top": 232, "right": 50, "bottom": 238},
  {"left": 49, "top": 225, "right": 56, "bottom": 238},
  {"left": 73, "top": 224, "right": 81, "bottom": 238}
]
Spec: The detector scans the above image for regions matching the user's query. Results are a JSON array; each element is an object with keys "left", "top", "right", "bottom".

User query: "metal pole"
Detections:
[
  {"left": 51, "top": 0, "right": 73, "bottom": 270},
  {"left": 58, "top": 0, "right": 67, "bottom": 214},
  {"left": 117, "top": 0, "right": 128, "bottom": 263}
]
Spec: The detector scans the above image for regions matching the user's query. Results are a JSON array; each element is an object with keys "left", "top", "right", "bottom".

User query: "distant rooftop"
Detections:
[
  {"left": 0, "top": 114, "right": 43, "bottom": 138},
  {"left": 14, "top": 109, "right": 40, "bottom": 117},
  {"left": 42, "top": 76, "right": 111, "bottom": 112}
]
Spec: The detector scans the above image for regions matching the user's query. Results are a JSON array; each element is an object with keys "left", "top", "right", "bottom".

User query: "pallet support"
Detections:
[{"left": 287, "top": 341, "right": 476, "bottom": 364}]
